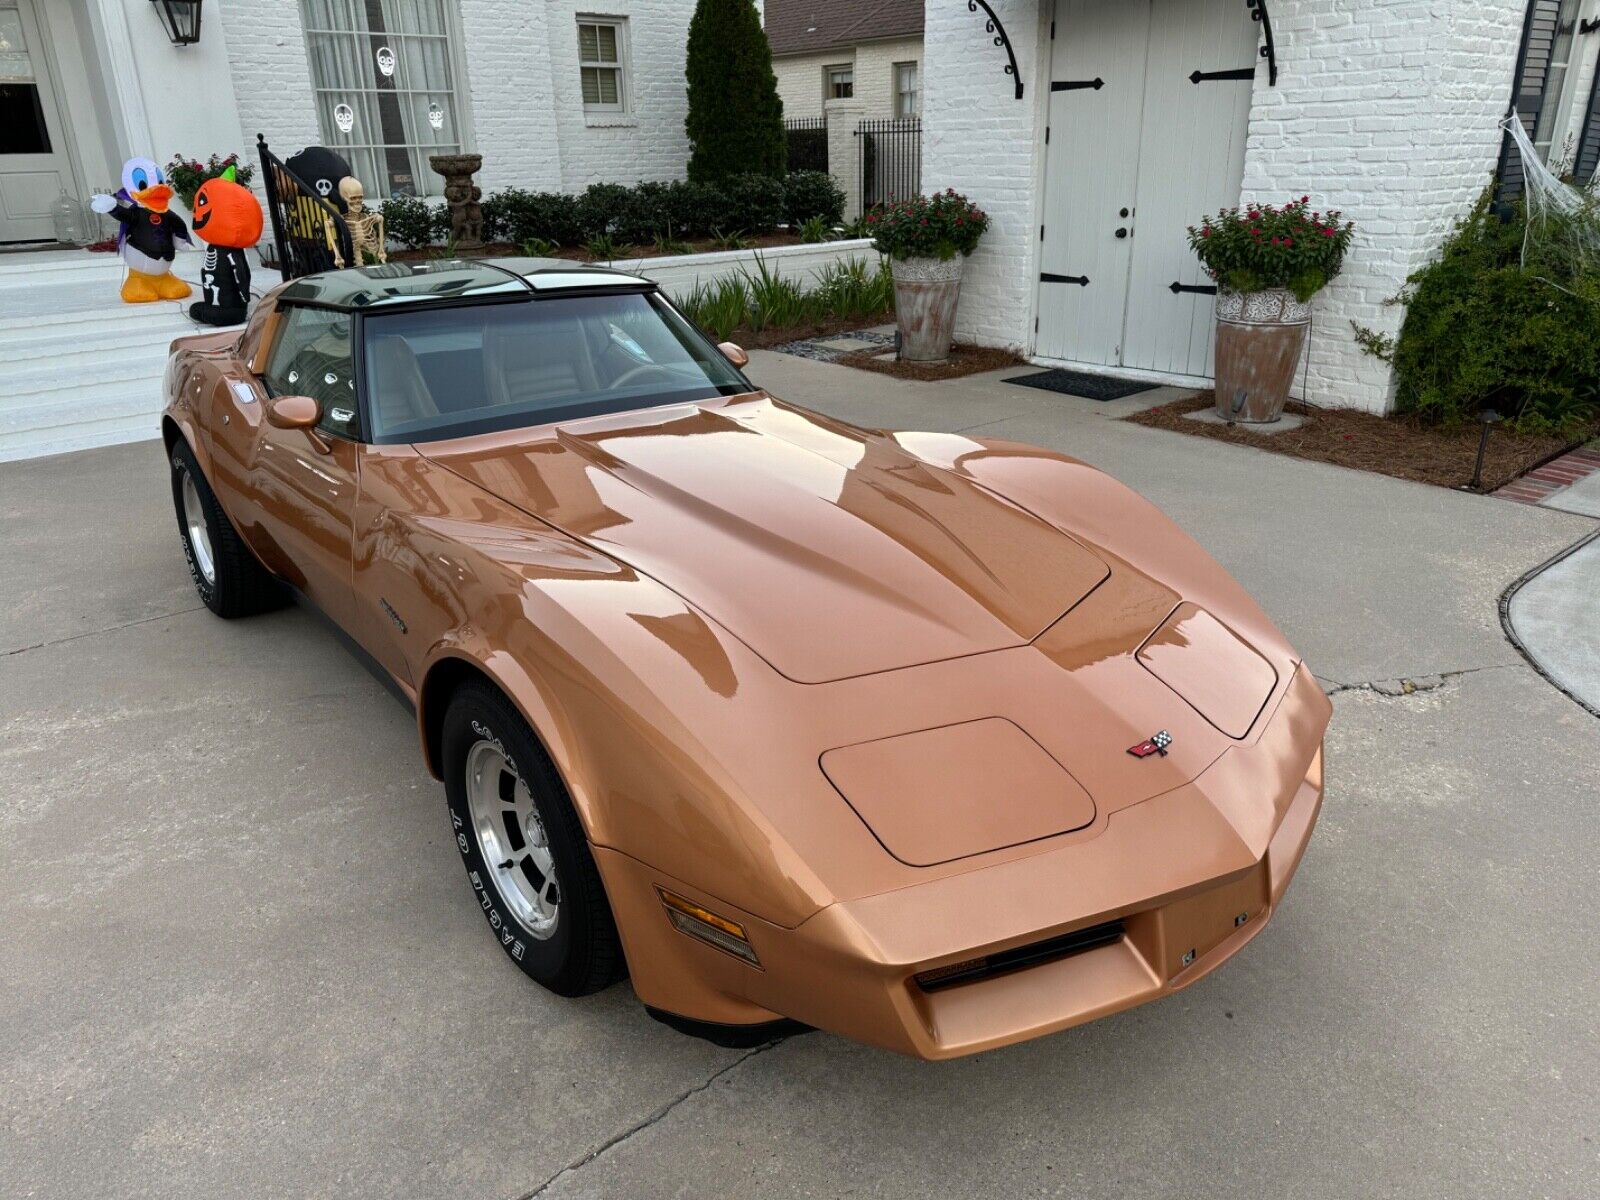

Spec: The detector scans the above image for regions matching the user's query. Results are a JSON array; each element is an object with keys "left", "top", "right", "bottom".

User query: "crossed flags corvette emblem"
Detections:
[{"left": 1127, "top": 730, "right": 1173, "bottom": 759}]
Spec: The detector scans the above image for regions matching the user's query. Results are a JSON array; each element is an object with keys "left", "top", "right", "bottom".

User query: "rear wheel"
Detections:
[
  {"left": 441, "top": 681, "right": 623, "bottom": 996},
  {"left": 169, "top": 440, "right": 283, "bottom": 618}
]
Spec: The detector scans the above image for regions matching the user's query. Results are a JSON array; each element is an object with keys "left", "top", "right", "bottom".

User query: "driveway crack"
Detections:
[
  {"left": 1, "top": 606, "right": 205, "bottom": 658},
  {"left": 1323, "top": 662, "right": 1515, "bottom": 698},
  {"left": 513, "top": 1040, "right": 780, "bottom": 1198}
]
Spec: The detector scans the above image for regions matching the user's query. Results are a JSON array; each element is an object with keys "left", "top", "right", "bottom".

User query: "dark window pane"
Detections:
[{"left": 0, "top": 84, "right": 51, "bottom": 155}]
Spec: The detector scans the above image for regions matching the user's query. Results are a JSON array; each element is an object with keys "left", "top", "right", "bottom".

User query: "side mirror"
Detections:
[
  {"left": 717, "top": 341, "right": 749, "bottom": 368},
  {"left": 266, "top": 394, "right": 322, "bottom": 430}
]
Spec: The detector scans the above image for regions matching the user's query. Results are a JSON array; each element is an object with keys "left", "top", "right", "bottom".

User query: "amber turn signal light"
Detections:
[{"left": 656, "top": 888, "right": 761, "bottom": 967}]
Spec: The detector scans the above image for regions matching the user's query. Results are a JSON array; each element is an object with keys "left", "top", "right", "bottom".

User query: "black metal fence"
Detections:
[
  {"left": 784, "top": 116, "right": 828, "bottom": 174},
  {"left": 257, "top": 134, "right": 352, "bottom": 282},
  {"left": 856, "top": 118, "right": 921, "bottom": 210}
]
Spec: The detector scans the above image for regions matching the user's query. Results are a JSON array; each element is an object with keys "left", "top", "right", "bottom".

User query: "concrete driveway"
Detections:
[{"left": 3, "top": 350, "right": 1597, "bottom": 1199}]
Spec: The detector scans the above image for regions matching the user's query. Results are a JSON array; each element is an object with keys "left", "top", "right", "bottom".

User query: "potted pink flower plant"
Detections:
[
  {"left": 1188, "top": 197, "right": 1354, "bottom": 423},
  {"left": 867, "top": 189, "right": 989, "bottom": 363}
]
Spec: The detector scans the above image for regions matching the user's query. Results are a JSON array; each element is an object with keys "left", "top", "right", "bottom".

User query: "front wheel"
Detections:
[
  {"left": 169, "top": 440, "right": 283, "bottom": 618},
  {"left": 441, "top": 681, "right": 624, "bottom": 996}
]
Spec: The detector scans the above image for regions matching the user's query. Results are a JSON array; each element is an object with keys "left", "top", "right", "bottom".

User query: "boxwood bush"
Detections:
[
  {"left": 383, "top": 171, "right": 861, "bottom": 252},
  {"left": 784, "top": 170, "right": 845, "bottom": 227}
]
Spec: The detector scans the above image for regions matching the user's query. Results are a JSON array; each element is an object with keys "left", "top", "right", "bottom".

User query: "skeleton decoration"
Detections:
[{"left": 326, "top": 176, "right": 387, "bottom": 268}]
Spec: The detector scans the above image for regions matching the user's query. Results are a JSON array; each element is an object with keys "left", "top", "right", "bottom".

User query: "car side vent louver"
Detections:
[{"left": 914, "top": 919, "right": 1126, "bottom": 992}]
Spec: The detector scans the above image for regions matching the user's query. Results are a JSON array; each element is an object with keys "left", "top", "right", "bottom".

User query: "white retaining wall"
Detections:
[{"left": 498, "top": 238, "right": 882, "bottom": 303}]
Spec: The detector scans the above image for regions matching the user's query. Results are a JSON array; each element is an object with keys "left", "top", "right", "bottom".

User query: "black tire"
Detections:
[
  {"left": 441, "top": 681, "right": 624, "bottom": 996},
  {"left": 169, "top": 439, "right": 284, "bottom": 618}
]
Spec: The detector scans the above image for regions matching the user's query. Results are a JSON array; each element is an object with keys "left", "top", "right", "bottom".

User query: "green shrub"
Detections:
[
  {"left": 723, "top": 173, "right": 786, "bottom": 234},
  {"left": 490, "top": 189, "right": 582, "bottom": 247},
  {"left": 576, "top": 182, "right": 635, "bottom": 241},
  {"left": 799, "top": 216, "right": 831, "bottom": 244},
  {"left": 785, "top": 170, "right": 844, "bottom": 226},
  {"left": 381, "top": 195, "right": 440, "bottom": 249},
  {"left": 1375, "top": 191, "right": 1600, "bottom": 434},
  {"left": 812, "top": 257, "right": 894, "bottom": 321},
  {"left": 662, "top": 180, "right": 731, "bottom": 237},
  {"left": 685, "top": 0, "right": 786, "bottom": 182}
]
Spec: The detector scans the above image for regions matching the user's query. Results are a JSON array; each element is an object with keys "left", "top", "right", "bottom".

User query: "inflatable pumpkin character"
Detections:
[
  {"left": 90, "top": 157, "right": 193, "bottom": 304},
  {"left": 188, "top": 166, "right": 263, "bottom": 327}
]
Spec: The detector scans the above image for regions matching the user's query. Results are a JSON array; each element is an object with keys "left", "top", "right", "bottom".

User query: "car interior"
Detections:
[{"left": 356, "top": 292, "right": 748, "bottom": 442}]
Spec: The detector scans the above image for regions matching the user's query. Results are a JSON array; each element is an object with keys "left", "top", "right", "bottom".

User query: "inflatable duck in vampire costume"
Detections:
[{"left": 90, "top": 158, "right": 193, "bottom": 303}]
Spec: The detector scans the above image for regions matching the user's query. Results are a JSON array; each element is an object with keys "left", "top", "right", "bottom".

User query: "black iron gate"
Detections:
[
  {"left": 856, "top": 118, "right": 921, "bottom": 210},
  {"left": 257, "top": 134, "right": 352, "bottom": 281},
  {"left": 784, "top": 116, "right": 828, "bottom": 174}
]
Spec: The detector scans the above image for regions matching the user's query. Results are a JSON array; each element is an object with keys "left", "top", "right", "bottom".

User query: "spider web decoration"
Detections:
[{"left": 1502, "top": 112, "right": 1600, "bottom": 282}]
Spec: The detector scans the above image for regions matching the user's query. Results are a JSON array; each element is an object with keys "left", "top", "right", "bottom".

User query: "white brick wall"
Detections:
[
  {"left": 1238, "top": 0, "right": 1525, "bottom": 412},
  {"left": 544, "top": 0, "right": 694, "bottom": 191},
  {"left": 924, "top": 0, "right": 1529, "bottom": 413},
  {"left": 921, "top": 0, "right": 1044, "bottom": 352},
  {"left": 219, "top": 0, "right": 695, "bottom": 200},
  {"left": 776, "top": 39, "right": 923, "bottom": 120},
  {"left": 218, "top": 0, "right": 323, "bottom": 163}
]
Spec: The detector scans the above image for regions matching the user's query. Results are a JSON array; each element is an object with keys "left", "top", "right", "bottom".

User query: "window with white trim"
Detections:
[
  {"left": 825, "top": 64, "right": 854, "bottom": 100},
  {"left": 300, "top": 0, "right": 465, "bottom": 199},
  {"left": 894, "top": 62, "right": 919, "bottom": 117},
  {"left": 578, "top": 18, "right": 628, "bottom": 112}
]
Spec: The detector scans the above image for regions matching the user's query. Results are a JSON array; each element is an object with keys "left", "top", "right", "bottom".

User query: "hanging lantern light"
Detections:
[{"left": 150, "top": 0, "right": 203, "bottom": 46}]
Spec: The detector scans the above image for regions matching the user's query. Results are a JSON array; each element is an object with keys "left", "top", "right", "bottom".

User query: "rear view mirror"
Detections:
[{"left": 718, "top": 342, "right": 749, "bottom": 368}]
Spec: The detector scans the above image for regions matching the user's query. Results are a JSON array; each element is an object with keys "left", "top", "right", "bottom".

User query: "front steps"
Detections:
[{"left": 0, "top": 249, "right": 248, "bottom": 463}]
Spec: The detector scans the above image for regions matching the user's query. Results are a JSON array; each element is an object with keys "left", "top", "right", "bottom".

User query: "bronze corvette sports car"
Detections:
[{"left": 161, "top": 261, "right": 1328, "bottom": 1058}]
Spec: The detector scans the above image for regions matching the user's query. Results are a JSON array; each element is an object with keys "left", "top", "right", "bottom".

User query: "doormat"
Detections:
[{"left": 1002, "top": 368, "right": 1158, "bottom": 402}]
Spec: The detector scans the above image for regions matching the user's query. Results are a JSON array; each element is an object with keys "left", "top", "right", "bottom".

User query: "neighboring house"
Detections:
[
  {"left": 765, "top": 0, "right": 923, "bottom": 120},
  {"left": 0, "top": 0, "right": 695, "bottom": 245},
  {"left": 920, "top": 0, "right": 1600, "bottom": 414}
]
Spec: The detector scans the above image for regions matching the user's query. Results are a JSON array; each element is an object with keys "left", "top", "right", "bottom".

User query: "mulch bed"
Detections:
[
  {"left": 388, "top": 231, "right": 808, "bottom": 265},
  {"left": 1126, "top": 392, "right": 1588, "bottom": 491},
  {"left": 835, "top": 343, "right": 1027, "bottom": 382}
]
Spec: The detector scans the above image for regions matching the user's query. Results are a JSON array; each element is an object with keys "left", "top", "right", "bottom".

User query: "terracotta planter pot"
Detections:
[
  {"left": 892, "top": 256, "right": 964, "bottom": 363},
  {"left": 1213, "top": 288, "right": 1311, "bottom": 424}
]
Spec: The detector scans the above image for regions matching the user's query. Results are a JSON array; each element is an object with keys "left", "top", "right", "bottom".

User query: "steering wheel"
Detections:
[{"left": 611, "top": 363, "right": 677, "bottom": 389}]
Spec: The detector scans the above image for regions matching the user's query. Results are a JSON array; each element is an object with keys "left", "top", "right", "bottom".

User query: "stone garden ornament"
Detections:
[{"left": 429, "top": 153, "right": 485, "bottom": 251}]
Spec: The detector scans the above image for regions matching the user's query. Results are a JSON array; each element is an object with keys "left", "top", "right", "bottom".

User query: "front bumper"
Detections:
[{"left": 597, "top": 666, "right": 1328, "bottom": 1059}]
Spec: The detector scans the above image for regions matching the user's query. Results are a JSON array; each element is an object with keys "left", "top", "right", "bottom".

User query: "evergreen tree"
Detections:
[{"left": 684, "top": 0, "right": 786, "bottom": 182}]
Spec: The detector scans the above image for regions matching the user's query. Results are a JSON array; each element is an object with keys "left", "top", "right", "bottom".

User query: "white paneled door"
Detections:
[
  {"left": 1036, "top": 0, "right": 1259, "bottom": 377},
  {"left": 0, "top": 0, "right": 72, "bottom": 243}
]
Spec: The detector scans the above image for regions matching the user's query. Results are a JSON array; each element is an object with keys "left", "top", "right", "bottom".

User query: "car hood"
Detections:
[{"left": 421, "top": 395, "right": 1111, "bottom": 683}]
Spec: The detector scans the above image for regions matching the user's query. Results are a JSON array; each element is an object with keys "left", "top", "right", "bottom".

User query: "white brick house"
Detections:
[
  {"left": 0, "top": 0, "right": 696, "bottom": 247},
  {"left": 765, "top": 0, "right": 924, "bottom": 120},
  {"left": 922, "top": 0, "right": 1598, "bottom": 413}
]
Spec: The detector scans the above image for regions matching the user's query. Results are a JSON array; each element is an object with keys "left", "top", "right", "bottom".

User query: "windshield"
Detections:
[{"left": 361, "top": 291, "right": 753, "bottom": 443}]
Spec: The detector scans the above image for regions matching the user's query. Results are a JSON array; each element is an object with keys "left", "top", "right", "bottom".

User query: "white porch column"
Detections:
[{"left": 81, "top": 0, "right": 154, "bottom": 158}]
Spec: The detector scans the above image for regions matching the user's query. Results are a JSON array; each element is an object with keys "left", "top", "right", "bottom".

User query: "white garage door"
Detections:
[{"left": 1036, "top": 0, "right": 1259, "bottom": 378}]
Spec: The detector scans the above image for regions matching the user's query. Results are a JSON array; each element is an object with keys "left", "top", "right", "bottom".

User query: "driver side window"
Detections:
[{"left": 263, "top": 306, "right": 360, "bottom": 439}]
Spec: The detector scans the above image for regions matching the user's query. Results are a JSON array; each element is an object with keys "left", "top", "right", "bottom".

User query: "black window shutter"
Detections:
[
  {"left": 1495, "top": 0, "right": 1565, "bottom": 201},
  {"left": 1576, "top": 62, "right": 1600, "bottom": 183}
]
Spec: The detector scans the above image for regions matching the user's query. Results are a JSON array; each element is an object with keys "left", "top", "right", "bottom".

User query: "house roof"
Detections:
[{"left": 764, "top": 0, "right": 924, "bottom": 57}]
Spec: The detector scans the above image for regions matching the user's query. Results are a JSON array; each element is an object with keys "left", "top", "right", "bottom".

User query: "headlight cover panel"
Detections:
[{"left": 1136, "top": 603, "right": 1278, "bottom": 739}]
